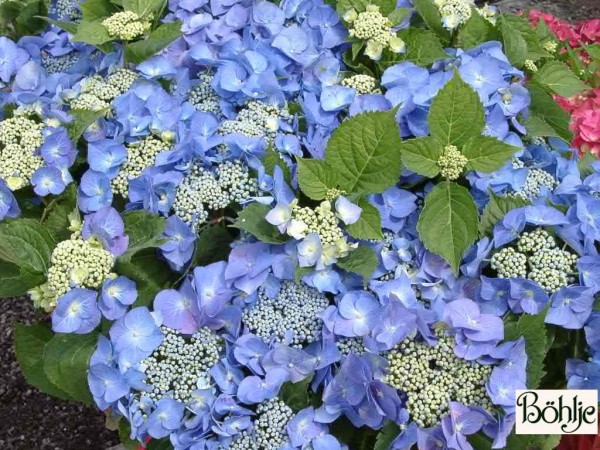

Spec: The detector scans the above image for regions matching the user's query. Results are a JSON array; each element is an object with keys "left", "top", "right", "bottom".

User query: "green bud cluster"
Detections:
[
  {"left": 0, "top": 115, "right": 45, "bottom": 190},
  {"left": 341, "top": 74, "right": 381, "bottom": 95},
  {"left": 52, "top": 0, "right": 81, "bottom": 20},
  {"left": 384, "top": 331, "right": 493, "bottom": 428},
  {"left": 244, "top": 280, "right": 329, "bottom": 347},
  {"left": 325, "top": 188, "right": 346, "bottom": 201},
  {"left": 438, "top": 144, "right": 467, "bottom": 180},
  {"left": 291, "top": 201, "right": 345, "bottom": 247},
  {"left": 476, "top": 4, "right": 497, "bottom": 24},
  {"left": 491, "top": 228, "right": 578, "bottom": 293},
  {"left": 142, "top": 326, "right": 223, "bottom": 403},
  {"left": 336, "top": 337, "right": 367, "bottom": 356},
  {"left": 543, "top": 41, "right": 558, "bottom": 53},
  {"left": 219, "top": 100, "right": 292, "bottom": 144},
  {"left": 228, "top": 398, "right": 294, "bottom": 450},
  {"left": 188, "top": 73, "right": 223, "bottom": 117},
  {"left": 173, "top": 160, "right": 257, "bottom": 230},
  {"left": 511, "top": 160, "right": 558, "bottom": 200},
  {"left": 40, "top": 235, "right": 114, "bottom": 310},
  {"left": 524, "top": 59, "right": 538, "bottom": 73},
  {"left": 102, "top": 11, "right": 151, "bottom": 41},
  {"left": 434, "top": 0, "right": 473, "bottom": 29},
  {"left": 111, "top": 135, "right": 171, "bottom": 197},
  {"left": 345, "top": 5, "right": 405, "bottom": 60},
  {"left": 70, "top": 69, "right": 139, "bottom": 112},
  {"left": 42, "top": 52, "right": 81, "bottom": 74}
]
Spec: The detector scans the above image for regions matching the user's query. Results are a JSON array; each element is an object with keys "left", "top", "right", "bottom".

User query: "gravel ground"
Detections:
[
  {"left": 1, "top": 3, "right": 598, "bottom": 450},
  {"left": 0, "top": 297, "right": 119, "bottom": 450}
]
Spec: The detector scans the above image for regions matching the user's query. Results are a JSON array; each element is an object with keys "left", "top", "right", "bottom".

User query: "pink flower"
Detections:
[
  {"left": 576, "top": 19, "right": 600, "bottom": 44},
  {"left": 566, "top": 89, "right": 600, "bottom": 157}
]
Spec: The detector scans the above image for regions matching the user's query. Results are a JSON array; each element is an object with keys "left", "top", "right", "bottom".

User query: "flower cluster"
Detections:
[
  {"left": 345, "top": 5, "right": 405, "bottom": 60},
  {"left": 102, "top": 11, "right": 152, "bottom": 41},
  {"left": 434, "top": 0, "right": 473, "bottom": 30}
]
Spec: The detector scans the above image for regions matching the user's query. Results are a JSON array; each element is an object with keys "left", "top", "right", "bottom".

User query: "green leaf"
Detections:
[
  {"left": 534, "top": 61, "right": 588, "bottom": 97},
  {"left": 469, "top": 433, "right": 493, "bottom": 450},
  {"left": 524, "top": 114, "right": 562, "bottom": 139},
  {"left": 12, "top": 0, "right": 48, "bottom": 37},
  {"left": 0, "top": 261, "right": 45, "bottom": 297},
  {"left": 72, "top": 21, "right": 114, "bottom": 49},
  {"left": 346, "top": 197, "right": 383, "bottom": 241},
  {"left": 146, "top": 438, "right": 173, "bottom": 450},
  {"left": 279, "top": 375, "right": 313, "bottom": 412},
  {"left": 578, "top": 152, "right": 597, "bottom": 179},
  {"left": 0, "top": 218, "right": 55, "bottom": 275},
  {"left": 478, "top": 192, "right": 530, "bottom": 237},
  {"left": 79, "top": 0, "right": 118, "bottom": 20},
  {"left": 114, "top": 248, "right": 174, "bottom": 307},
  {"left": 297, "top": 158, "right": 338, "bottom": 201},
  {"left": 39, "top": 17, "right": 79, "bottom": 34},
  {"left": 388, "top": 7, "right": 411, "bottom": 26},
  {"left": 118, "top": 211, "right": 166, "bottom": 264},
  {"left": 41, "top": 184, "right": 78, "bottom": 242},
  {"left": 412, "top": 0, "right": 451, "bottom": 43},
  {"left": 417, "top": 182, "right": 479, "bottom": 273},
  {"left": 395, "top": 28, "right": 448, "bottom": 67},
  {"left": 14, "top": 323, "right": 71, "bottom": 400},
  {"left": 462, "top": 136, "right": 519, "bottom": 173},
  {"left": 336, "top": 0, "right": 368, "bottom": 15},
  {"left": 499, "top": 16, "right": 528, "bottom": 67},
  {"left": 43, "top": 331, "right": 99, "bottom": 404},
  {"left": 232, "top": 203, "right": 289, "bottom": 244},
  {"left": 118, "top": 420, "right": 140, "bottom": 450},
  {"left": 374, "top": 421, "right": 400, "bottom": 450},
  {"left": 528, "top": 84, "right": 573, "bottom": 143},
  {"left": 262, "top": 146, "right": 292, "bottom": 184},
  {"left": 324, "top": 110, "right": 402, "bottom": 194},
  {"left": 428, "top": 71, "right": 485, "bottom": 147},
  {"left": 400, "top": 136, "right": 443, "bottom": 178},
  {"left": 505, "top": 433, "right": 561, "bottom": 450},
  {"left": 457, "top": 12, "right": 496, "bottom": 49},
  {"left": 122, "top": 0, "right": 165, "bottom": 16},
  {"left": 193, "top": 226, "right": 234, "bottom": 267},
  {"left": 68, "top": 108, "right": 109, "bottom": 141},
  {"left": 337, "top": 244, "right": 378, "bottom": 281},
  {"left": 125, "top": 21, "right": 182, "bottom": 65},
  {"left": 504, "top": 309, "right": 549, "bottom": 388}
]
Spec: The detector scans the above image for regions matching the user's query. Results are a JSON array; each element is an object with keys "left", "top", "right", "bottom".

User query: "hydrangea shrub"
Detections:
[{"left": 1, "top": 0, "right": 599, "bottom": 449}]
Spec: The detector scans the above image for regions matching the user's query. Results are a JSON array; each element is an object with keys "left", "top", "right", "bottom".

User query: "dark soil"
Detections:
[
  {"left": 0, "top": 297, "right": 119, "bottom": 450},
  {"left": 0, "top": 3, "right": 598, "bottom": 450}
]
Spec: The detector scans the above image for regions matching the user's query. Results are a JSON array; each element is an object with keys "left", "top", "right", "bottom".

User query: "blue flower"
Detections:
[
  {"left": 566, "top": 359, "right": 600, "bottom": 390},
  {"left": 159, "top": 215, "right": 196, "bottom": 271},
  {"left": 192, "top": 261, "right": 234, "bottom": 319},
  {"left": 143, "top": 398, "right": 185, "bottom": 438},
  {"left": 545, "top": 286, "right": 594, "bottom": 330},
  {"left": 32, "top": 166, "right": 66, "bottom": 196},
  {"left": 369, "top": 187, "right": 417, "bottom": 233},
  {"left": 52, "top": 288, "right": 101, "bottom": 334},
  {"left": 78, "top": 171, "right": 113, "bottom": 213},
  {"left": 109, "top": 307, "right": 163, "bottom": 365},
  {"left": 0, "top": 179, "right": 20, "bottom": 220},
  {"left": 128, "top": 168, "right": 183, "bottom": 215},
  {"left": 508, "top": 278, "right": 549, "bottom": 314},
  {"left": 40, "top": 127, "right": 76, "bottom": 168},
  {"left": 87, "top": 139, "right": 127, "bottom": 176},
  {"left": 334, "top": 196, "right": 361, "bottom": 225},
  {"left": 99, "top": 276, "right": 138, "bottom": 320},
  {"left": 0, "top": 37, "right": 29, "bottom": 83},
  {"left": 328, "top": 290, "right": 382, "bottom": 337},
  {"left": 88, "top": 363, "right": 129, "bottom": 408},
  {"left": 236, "top": 367, "right": 288, "bottom": 403}
]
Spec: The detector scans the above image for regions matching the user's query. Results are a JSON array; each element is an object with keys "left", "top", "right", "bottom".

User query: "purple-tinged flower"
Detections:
[
  {"left": 287, "top": 407, "right": 327, "bottom": 447},
  {"left": 154, "top": 288, "right": 200, "bottom": 334},
  {"left": 369, "top": 187, "right": 417, "bottom": 233},
  {"left": 192, "top": 261, "right": 234, "bottom": 319},
  {"left": 329, "top": 290, "right": 382, "bottom": 337},
  {"left": 441, "top": 402, "right": 486, "bottom": 449},
  {"left": 263, "top": 345, "right": 317, "bottom": 382},
  {"left": 224, "top": 243, "right": 275, "bottom": 294},
  {"left": 237, "top": 367, "right": 289, "bottom": 404},
  {"left": 234, "top": 334, "right": 270, "bottom": 375},
  {"left": 99, "top": 276, "right": 137, "bottom": 320},
  {"left": 52, "top": 288, "right": 101, "bottom": 334},
  {"left": 508, "top": 278, "right": 549, "bottom": 314},
  {"left": 82, "top": 206, "right": 128, "bottom": 256}
]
